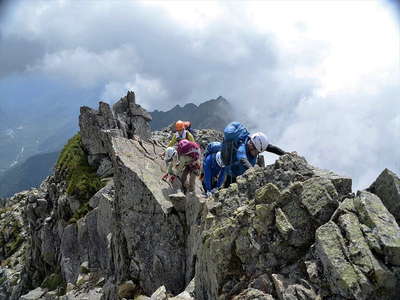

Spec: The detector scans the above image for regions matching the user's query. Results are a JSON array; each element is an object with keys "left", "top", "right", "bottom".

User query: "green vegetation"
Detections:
[
  {"left": 68, "top": 203, "right": 92, "bottom": 224},
  {"left": 8, "top": 232, "right": 24, "bottom": 254},
  {"left": 0, "top": 215, "right": 24, "bottom": 259},
  {"left": 41, "top": 273, "right": 65, "bottom": 291},
  {"left": 0, "top": 206, "right": 13, "bottom": 215},
  {"left": 56, "top": 133, "right": 104, "bottom": 202}
]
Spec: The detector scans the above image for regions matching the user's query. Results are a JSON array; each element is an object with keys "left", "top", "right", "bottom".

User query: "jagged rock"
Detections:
[
  {"left": 88, "top": 180, "right": 114, "bottom": 209},
  {"left": 20, "top": 287, "right": 47, "bottom": 300},
  {"left": 108, "top": 136, "right": 188, "bottom": 295},
  {"left": 112, "top": 91, "right": 152, "bottom": 139},
  {"left": 271, "top": 274, "right": 318, "bottom": 300},
  {"left": 34, "top": 199, "right": 48, "bottom": 219},
  {"left": 368, "top": 168, "right": 400, "bottom": 222},
  {"left": 255, "top": 183, "right": 280, "bottom": 204},
  {"left": 60, "top": 224, "right": 80, "bottom": 283},
  {"left": 150, "top": 285, "right": 168, "bottom": 300},
  {"left": 195, "top": 154, "right": 398, "bottom": 300},
  {"left": 337, "top": 213, "right": 396, "bottom": 290},
  {"left": 354, "top": 191, "right": 400, "bottom": 265},
  {"left": 168, "top": 192, "right": 187, "bottom": 212},
  {"left": 300, "top": 177, "right": 339, "bottom": 225},
  {"left": 316, "top": 221, "right": 372, "bottom": 299},
  {"left": 232, "top": 288, "right": 274, "bottom": 300},
  {"left": 96, "top": 158, "right": 114, "bottom": 177},
  {"left": 313, "top": 167, "right": 352, "bottom": 198},
  {"left": 60, "top": 287, "right": 103, "bottom": 300},
  {"left": 80, "top": 91, "right": 152, "bottom": 167},
  {"left": 135, "top": 296, "right": 151, "bottom": 300},
  {"left": 275, "top": 208, "right": 295, "bottom": 239}
]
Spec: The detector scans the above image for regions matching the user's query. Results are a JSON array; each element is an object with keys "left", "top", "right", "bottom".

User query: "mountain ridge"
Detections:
[
  {"left": 0, "top": 91, "right": 399, "bottom": 300},
  {"left": 150, "top": 96, "right": 233, "bottom": 131}
]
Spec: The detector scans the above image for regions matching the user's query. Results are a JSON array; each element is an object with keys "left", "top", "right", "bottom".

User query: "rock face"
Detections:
[
  {"left": 1, "top": 91, "right": 399, "bottom": 300},
  {"left": 79, "top": 91, "right": 152, "bottom": 167},
  {"left": 368, "top": 168, "right": 400, "bottom": 222},
  {"left": 195, "top": 160, "right": 400, "bottom": 300}
]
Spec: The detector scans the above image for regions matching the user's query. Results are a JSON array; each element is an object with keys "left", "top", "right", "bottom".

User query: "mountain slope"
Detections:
[
  {"left": 0, "top": 151, "right": 59, "bottom": 197},
  {"left": 150, "top": 96, "right": 234, "bottom": 131}
]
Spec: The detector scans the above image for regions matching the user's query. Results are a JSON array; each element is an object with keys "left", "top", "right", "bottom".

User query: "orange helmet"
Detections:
[
  {"left": 184, "top": 121, "right": 191, "bottom": 129},
  {"left": 175, "top": 120, "right": 185, "bottom": 131}
]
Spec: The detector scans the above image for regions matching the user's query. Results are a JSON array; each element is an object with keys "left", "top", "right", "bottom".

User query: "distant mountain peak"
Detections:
[{"left": 150, "top": 96, "right": 234, "bottom": 131}]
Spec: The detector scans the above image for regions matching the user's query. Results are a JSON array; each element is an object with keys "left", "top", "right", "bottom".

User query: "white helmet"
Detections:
[
  {"left": 165, "top": 147, "right": 177, "bottom": 161},
  {"left": 215, "top": 151, "right": 224, "bottom": 167},
  {"left": 250, "top": 132, "right": 269, "bottom": 152}
]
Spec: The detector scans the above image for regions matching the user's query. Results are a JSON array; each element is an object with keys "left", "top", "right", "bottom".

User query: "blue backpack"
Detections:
[
  {"left": 221, "top": 122, "right": 249, "bottom": 166},
  {"left": 204, "top": 142, "right": 222, "bottom": 158}
]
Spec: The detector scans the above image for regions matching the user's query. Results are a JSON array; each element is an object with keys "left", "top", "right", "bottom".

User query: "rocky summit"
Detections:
[{"left": 0, "top": 91, "right": 399, "bottom": 300}]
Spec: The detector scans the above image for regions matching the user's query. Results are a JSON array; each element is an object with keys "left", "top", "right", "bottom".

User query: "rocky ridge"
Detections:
[{"left": 0, "top": 91, "right": 399, "bottom": 300}]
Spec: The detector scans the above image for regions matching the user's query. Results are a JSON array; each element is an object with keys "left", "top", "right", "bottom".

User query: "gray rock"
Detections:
[
  {"left": 96, "top": 158, "right": 114, "bottom": 177},
  {"left": 313, "top": 167, "right": 352, "bottom": 198},
  {"left": 150, "top": 285, "right": 168, "bottom": 300},
  {"left": 108, "top": 136, "right": 190, "bottom": 295},
  {"left": 232, "top": 288, "right": 274, "bottom": 300},
  {"left": 300, "top": 177, "right": 339, "bottom": 225},
  {"left": 354, "top": 191, "right": 400, "bottom": 266},
  {"left": 338, "top": 213, "right": 397, "bottom": 291},
  {"left": 271, "top": 274, "right": 317, "bottom": 300},
  {"left": 368, "top": 168, "right": 400, "bottom": 223},
  {"left": 34, "top": 199, "right": 48, "bottom": 219},
  {"left": 20, "top": 287, "right": 47, "bottom": 300},
  {"left": 316, "top": 221, "right": 371, "bottom": 299},
  {"left": 80, "top": 91, "right": 152, "bottom": 165},
  {"left": 60, "top": 224, "right": 80, "bottom": 283},
  {"left": 88, "top": 180, "right": 114, "bottom": 209}
]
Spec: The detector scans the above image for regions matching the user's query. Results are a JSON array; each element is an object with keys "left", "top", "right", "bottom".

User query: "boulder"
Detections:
[{"left": 368, "top": 168, "right": 400, "bottom": 222}]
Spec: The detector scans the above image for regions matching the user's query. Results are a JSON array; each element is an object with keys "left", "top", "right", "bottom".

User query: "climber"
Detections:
[
  {"left": 162, "top": 147, "right": 178, "bottom": 183},
  {"left": 202, "top": 151, "right": 225, "bottom": 198},
  {"left": 167, "top": 120, "right": 195, "bottom": 147},
  {"left": 184, "top": 121, "right": 195, "bottom": 136},
  {"left": 224, "top": 131, "right": 286, "bottom": 188},
  {"left": 173, "top": 139, "right": 201, "bottom": 194}
]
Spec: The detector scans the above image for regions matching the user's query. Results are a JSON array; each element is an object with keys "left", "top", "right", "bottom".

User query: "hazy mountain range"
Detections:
[{"left": 150, "top": 96, "right": 233, "bottom": 131}]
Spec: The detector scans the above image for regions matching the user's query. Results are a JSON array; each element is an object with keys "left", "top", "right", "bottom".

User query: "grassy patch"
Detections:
[
  {"left": 0, "top": 215, "right": 24, "bottom": 259},
  {"left": 68, "top": 203, "right": 93, "bottom": 224},
  {"left": 56, "top": 133, "right": 105, "bottom": 203},
  {"left": 41, "top": 273, "right": 64, "bottom": 291},
  {"left": 0, "top": 206, "right": 13, "bottom": 215}
]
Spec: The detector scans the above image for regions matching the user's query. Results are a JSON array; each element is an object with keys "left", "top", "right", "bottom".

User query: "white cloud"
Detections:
[
  {"left": 277, "top": 82, "right": 400, "bottom": 189},
  {"left": 101, "top": 75, "right": 169, "bottom": 110},
  {"left": 28, "top": 45, "right": 140, "bottom": 87}
]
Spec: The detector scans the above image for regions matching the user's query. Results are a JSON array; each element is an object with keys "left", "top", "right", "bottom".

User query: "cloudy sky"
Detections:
[{"left": 0, "top": 0, "right": 399, "bottom": 189}]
